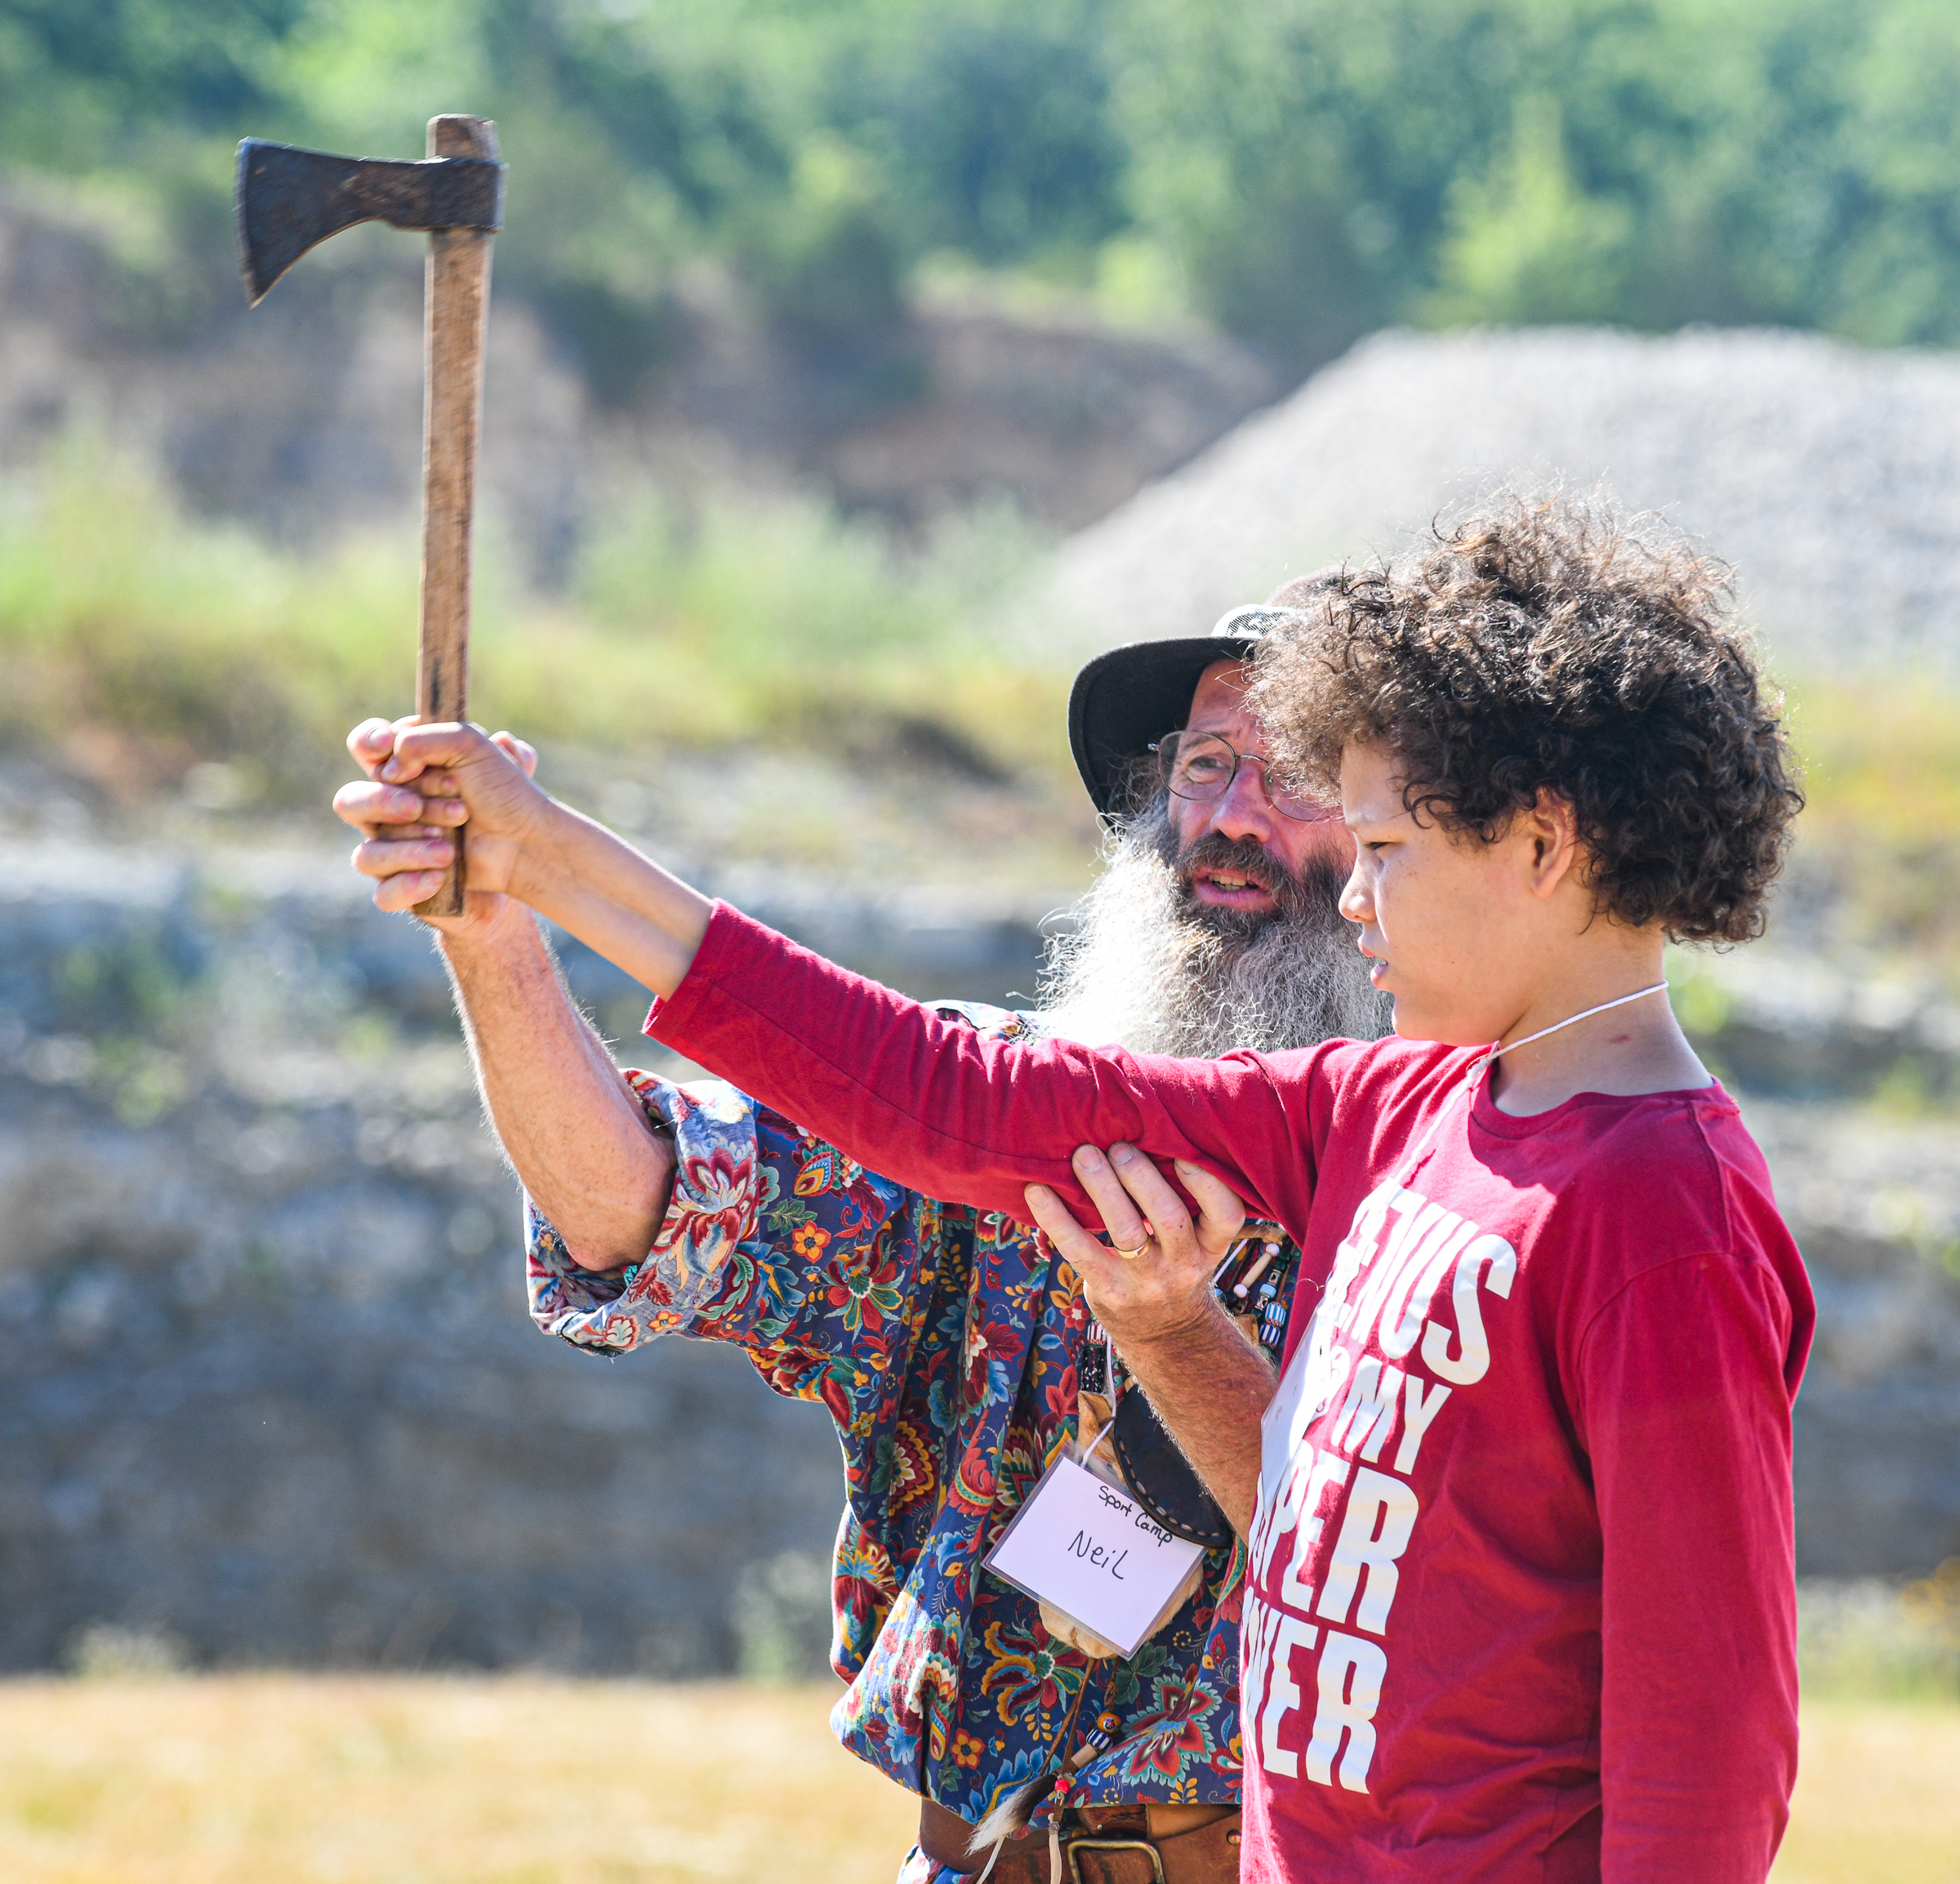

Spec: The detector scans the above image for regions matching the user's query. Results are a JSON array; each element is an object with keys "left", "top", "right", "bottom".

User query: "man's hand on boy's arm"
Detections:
[
  {"left": 335, "top": 719, "right": 676, "bottom": 1270},
  {"left": 1027, "top": 1146, "right": 1272, "bottom": 1537}
]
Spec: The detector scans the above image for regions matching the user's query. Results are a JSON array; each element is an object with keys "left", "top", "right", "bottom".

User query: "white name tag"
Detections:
[{"left": 983, "top": 1455, "right": 1206, "bottom": 1659}]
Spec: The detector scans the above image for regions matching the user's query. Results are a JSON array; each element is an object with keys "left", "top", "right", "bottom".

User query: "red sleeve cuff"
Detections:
[{"left": 643, "top": 898, "right": 756, "bottom": 1046}]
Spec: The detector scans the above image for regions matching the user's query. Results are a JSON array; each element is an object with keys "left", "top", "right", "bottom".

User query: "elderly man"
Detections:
[{"left": 336, "top": 581, "right": 1383, "bottom": 1884}]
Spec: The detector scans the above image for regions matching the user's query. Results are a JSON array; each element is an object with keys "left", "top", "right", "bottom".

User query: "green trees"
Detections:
[
  {"left": 1111, "top": 0, "right": 1960, "bottom": 361},
  {"left": 4, "top": 0, "right": 1960, "bottom": 383}
]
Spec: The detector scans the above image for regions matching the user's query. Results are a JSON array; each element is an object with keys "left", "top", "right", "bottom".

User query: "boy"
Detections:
[{"left": 342, "top": 497, "right": 1811, "bottom": 1881}]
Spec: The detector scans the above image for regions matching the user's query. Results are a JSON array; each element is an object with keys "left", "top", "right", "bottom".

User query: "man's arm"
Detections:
[
  {"left": 333, "top": 720, "right": 673, "bottom": 1270},
  {"left": 443, "top": 902, "right": 675, "bottom": 1271},
  {"left": 1027, "top": 1144, "right": 1273, "bottom": 1537}
]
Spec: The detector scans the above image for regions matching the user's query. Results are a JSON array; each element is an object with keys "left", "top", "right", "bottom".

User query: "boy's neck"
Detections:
[{"left": 1485, "top": 946, "right": 1711, "bottom": 1117}]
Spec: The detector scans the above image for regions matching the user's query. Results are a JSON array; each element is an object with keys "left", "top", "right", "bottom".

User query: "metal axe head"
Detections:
[{"left": 234, "top": 121, "right": 505, "bottom": 305}]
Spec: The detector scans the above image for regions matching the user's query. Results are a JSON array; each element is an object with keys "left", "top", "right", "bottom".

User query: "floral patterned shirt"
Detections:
[{"left": 525, "top": 1005, "right": 1302, "bottom": 1881}]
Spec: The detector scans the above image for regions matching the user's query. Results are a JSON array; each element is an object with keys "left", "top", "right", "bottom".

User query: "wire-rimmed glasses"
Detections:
[{"left": 1149, "top": 731, "right": 1334, "bottom": 822}]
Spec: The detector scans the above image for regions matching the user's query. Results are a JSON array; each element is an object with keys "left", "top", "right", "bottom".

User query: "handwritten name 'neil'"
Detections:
[{"left": 1068, "top": 1529, "right": 1130, "bottom": 1579}]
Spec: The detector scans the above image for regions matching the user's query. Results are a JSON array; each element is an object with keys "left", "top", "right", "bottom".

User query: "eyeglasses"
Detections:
[{"left": 1149, "top": 731, "right": 1334, "bottom": 822}]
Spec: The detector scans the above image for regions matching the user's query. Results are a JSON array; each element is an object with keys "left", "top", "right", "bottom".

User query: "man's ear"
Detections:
[{"left": 1521, "top": 789, "right": 1582, "bottom": 901}]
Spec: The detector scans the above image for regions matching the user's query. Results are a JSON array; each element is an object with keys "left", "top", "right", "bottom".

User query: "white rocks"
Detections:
[{"left": 1025, "top": 325, "right": 1960, "bottom": 674}]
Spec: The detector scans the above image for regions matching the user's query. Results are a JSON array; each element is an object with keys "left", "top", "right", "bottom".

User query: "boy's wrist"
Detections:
[{"left": 505, "top": 794, "right": 584, "bottom": 911}]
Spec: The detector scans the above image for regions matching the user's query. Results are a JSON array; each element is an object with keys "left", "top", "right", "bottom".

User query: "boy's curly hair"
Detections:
[{"left": 1250, "top": 495, "right": 1803, "bottom": 944}]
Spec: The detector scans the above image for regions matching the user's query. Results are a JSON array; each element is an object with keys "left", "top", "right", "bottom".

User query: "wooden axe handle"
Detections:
[{"left": 412, "top": 113, "right": 498, "bottom": 920}]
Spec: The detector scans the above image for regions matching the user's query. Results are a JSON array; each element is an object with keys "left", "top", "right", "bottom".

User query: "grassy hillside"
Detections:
[
  {"left": 1788, "top": 679, "right": 1960, "bottom": 958},
  {"left": 2, "top": 431, "right": 1955, "bottom": 965},
  {"left": 0, "top": 434, "right": 1067, "bottom": 797}
]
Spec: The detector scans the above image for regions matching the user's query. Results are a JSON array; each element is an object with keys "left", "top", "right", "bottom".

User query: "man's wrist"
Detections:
[
  {"left": 435, "top": 892, "right": 547, "bottom": 970},
  {"left": 1094, "top": 1285, "right": 1243, "bottom": 1361}
]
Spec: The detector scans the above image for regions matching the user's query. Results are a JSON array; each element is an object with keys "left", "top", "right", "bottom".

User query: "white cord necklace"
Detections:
[
  {"left": 1485, "top": 980, "right": 1671, "bottom": 1066},
  {"left": 1393, "top": 980, "right": 1672, "bottom": 1185}
]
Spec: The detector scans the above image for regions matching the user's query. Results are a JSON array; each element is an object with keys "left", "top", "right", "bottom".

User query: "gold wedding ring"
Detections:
[{"left": 1110, "top": 1239, "right": 1151, "bottom": 1258}]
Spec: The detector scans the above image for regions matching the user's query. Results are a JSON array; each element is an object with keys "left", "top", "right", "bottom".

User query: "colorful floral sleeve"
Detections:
[{"left": 526, "top": 1070, "right": 941, "bottom": 1401}]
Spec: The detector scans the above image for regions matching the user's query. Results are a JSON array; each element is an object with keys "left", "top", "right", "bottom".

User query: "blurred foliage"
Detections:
[
  {"left": 8, "top": 1, "right": 1960, "bottom": 381},
  {"left": 1791, "top": 676, "right": 1960, "bottom": 838},
  {"left": 0, "top": 431, "right": 1059, "bottom": 804},
  {"left": 1902, "top": 1557, "right": 1960, "bottom": 1654},
  {"left": 567, "top": 475, "right": 1050, "bottom": 754},
  {"left": 728, "top": 135, "right": 908, "bottom": 369},
  {"left": 65, "top": 1623, "right": 189, "bottom": 1681},
  {"left": 729, "top": 1552, "right": 835, "bottom": 1682},
  {"left": 1786, "top": 670, "right": 1960, "bottom": 957},
  {"left": 1798, "top": 1570, "right": 1960, "bottom": 1701}
]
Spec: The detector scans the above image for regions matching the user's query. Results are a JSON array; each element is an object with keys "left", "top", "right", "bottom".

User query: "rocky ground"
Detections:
[
  {"left": 0, "top": 768, "right": 1954, "bottom": 1673},
  {"left": 0, "top": 766, "right": 1071, "bottom": 1675},
  {"left": 1678, "top": 945, "right": 1960, "bottom": 1576}
]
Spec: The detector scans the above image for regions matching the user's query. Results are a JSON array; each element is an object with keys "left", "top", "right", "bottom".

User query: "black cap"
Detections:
[{"left": 1067, "top": 604, "right": 1319, "bottom": 816}]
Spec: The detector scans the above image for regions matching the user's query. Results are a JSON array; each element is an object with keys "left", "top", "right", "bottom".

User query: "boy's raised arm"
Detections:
[
  {"left": 649, "top": 901, "right": 1321, "bottom": 1234},
  {"left": 341, "top": 718, "right": 1324, "bottom": 1237}
]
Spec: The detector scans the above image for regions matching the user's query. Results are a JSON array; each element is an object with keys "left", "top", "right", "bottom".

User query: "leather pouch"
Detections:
[{"left": 1110, "top": 1387, "right": 1232, "bottom": 1548}]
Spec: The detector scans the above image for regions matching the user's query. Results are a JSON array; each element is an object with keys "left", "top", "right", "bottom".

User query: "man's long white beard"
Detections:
[{"left": 1038, "top": 800, "right": 1390, "bottom": 1057}]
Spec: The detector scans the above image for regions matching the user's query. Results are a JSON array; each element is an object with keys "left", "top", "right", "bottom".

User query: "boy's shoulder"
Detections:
[
  {"left": 1491, "top": 1082, "right": 1806, "bottom": 1312},
  {"left": 1526, "top": 1080, "right": 1766, "bottom": 1207}
]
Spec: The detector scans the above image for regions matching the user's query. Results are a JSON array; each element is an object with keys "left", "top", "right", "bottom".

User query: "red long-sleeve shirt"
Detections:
[{"left": 648, "top": 904, "right": 1813, "bottom": 1882}]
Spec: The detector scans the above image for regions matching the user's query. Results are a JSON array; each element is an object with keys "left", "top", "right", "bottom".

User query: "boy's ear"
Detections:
[{"left": 1521, "top": 789, "right": 1582, "bottom": 900}]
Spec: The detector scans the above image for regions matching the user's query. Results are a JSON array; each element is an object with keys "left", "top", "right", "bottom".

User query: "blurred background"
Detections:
[{"left": 0, "top": 2, "right": 1957, "bottom": 1879}]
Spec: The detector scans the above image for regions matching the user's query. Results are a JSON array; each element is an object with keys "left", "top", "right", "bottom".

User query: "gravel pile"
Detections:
[{"left": 1025, "top": 325, "right": 1960, "bottom": 675}]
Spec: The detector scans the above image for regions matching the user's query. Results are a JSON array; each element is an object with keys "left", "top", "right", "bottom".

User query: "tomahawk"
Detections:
[{"left": 235, "top": 115, "right": 506, "bottom": 916}]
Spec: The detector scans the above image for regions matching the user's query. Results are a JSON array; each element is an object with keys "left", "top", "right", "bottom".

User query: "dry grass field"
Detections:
[
  {"left": 0, "top": 1677, "right": 920, "bottom": 1884},
  {"left": 0, "top": 1677, "right": 1953, "bottom": 1883},
  {"left": 1771, "top": 1701, "right": 1960, "bottom": 1884}
]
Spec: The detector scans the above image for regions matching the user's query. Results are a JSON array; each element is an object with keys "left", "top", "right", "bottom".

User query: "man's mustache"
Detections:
[{"left": 1174, "top": 831, "right": 1292, "bottom": 902}]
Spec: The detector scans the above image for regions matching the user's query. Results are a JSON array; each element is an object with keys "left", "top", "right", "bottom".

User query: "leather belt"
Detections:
[{"left": 962, "top": 1806, "right": 1241, "bottom": 1884}]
